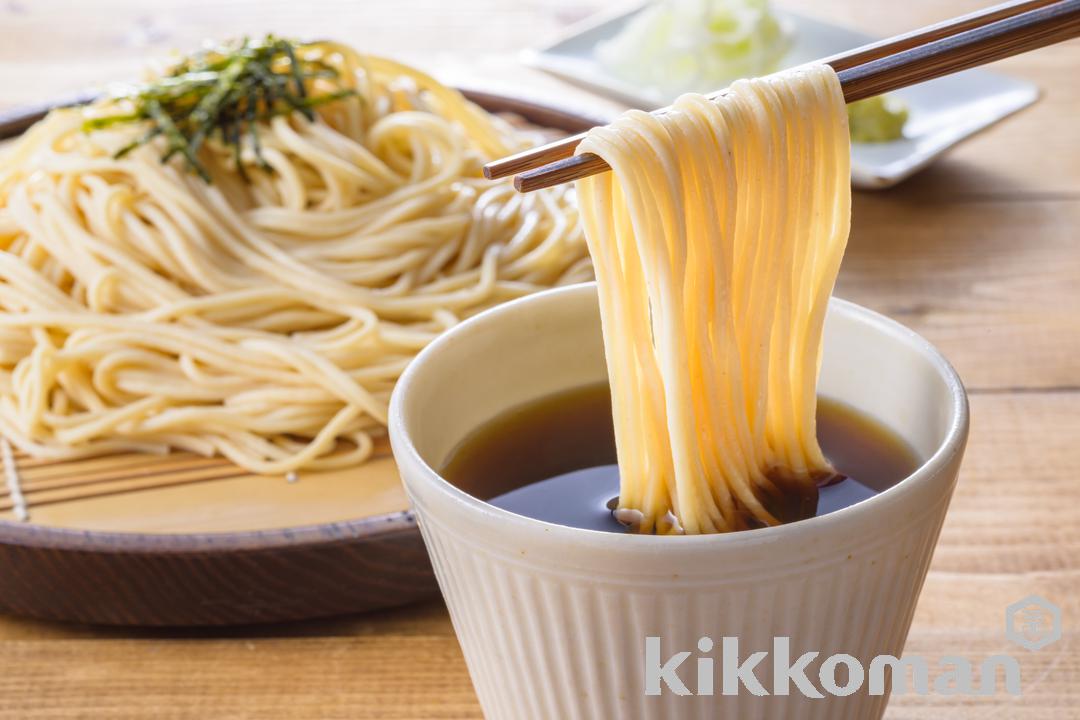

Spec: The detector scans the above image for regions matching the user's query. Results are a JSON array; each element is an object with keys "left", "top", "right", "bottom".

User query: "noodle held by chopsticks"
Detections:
[{"left": 576, "top": 64, "right": 850, "bottom": 534}]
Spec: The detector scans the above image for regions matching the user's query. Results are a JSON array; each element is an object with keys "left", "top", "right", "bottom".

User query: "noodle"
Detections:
[
  {"left": 0, "top": 42, "right": 591, "bottom": 474},
  {"left": 576, "top": 64, "right": 850, "bottom": 534}
]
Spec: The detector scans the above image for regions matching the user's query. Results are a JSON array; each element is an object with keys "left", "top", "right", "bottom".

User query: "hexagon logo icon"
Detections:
[{"left": 1005, "top": 595, "right": 1062, "bottom": 651}]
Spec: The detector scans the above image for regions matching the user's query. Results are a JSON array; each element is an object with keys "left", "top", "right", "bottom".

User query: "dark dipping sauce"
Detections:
[{"left": 442, "top": 383, "right": 920, "bottom": 532}]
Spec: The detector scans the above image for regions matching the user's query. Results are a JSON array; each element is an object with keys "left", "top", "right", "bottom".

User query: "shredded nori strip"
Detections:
[{"left": 82, "top": 36, "right": 358, "bottom": 182}]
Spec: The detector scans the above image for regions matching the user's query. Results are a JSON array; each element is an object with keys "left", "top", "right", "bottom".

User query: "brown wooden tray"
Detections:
[{"left": 0, "top": 89, "right": 602, "bottom": 626}]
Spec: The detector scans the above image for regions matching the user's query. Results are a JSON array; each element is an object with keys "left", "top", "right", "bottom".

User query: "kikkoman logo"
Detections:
[{"left": 645, "top": 595, "right": 1062, "bottom": 698}]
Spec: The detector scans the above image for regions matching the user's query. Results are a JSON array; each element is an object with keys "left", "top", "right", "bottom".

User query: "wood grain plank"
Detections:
[
  {"left": 838, "top": 196, "right": 1080, "bottom": 390},
  {"left": 926, "top": 382, "right": 1080, "bottom": 714},
  {"left": 934, "top": 393, "right": 1080, "bottom": 574},
  {"left": 0, "top": 635, "right": 482, "bottom": 720}
]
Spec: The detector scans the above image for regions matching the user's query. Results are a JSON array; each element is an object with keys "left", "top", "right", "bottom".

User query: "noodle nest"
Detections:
[{"left": 0, "top": 42, "right": 591, "bottom": 473}]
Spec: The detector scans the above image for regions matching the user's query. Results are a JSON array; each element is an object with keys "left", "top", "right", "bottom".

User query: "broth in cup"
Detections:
[{"left": 442, "top": 383, "right": 920, "bottom": 532}]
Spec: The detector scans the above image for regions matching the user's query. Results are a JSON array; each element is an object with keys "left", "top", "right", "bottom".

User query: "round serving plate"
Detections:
[{"left": 0, "top": 89, "right": 603, "bottom": 626}]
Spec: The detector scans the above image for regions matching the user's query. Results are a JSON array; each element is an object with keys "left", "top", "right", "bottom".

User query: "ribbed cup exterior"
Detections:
[
  {"left": 390, "top": 285, "right": 969, "bottom": 720},
  {"left": 408, "top": 455, "right": 959, "bottom": 720}
]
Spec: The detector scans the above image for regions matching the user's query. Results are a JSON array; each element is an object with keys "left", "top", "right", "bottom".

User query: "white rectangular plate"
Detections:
[{"left": 522, "top": 5, "right": 1040, "bottom": 189}]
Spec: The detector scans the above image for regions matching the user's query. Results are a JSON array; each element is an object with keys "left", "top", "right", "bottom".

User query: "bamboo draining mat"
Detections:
[{"left": 0, "top": 440, "right": 406, "bottom": 533}]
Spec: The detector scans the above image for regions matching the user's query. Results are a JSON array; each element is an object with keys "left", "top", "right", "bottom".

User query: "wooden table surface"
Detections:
[{"left": 0, "top": 0, "right": 1078, "bottom": 717}]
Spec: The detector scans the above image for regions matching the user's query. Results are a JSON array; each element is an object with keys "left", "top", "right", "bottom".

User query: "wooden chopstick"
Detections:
[
  {"left": 493, "top": 0, "right": 1079, "bottom": 192},
  {"left": 483, "top": 0, "right": 1058, "bottom": 184},
  {"left": 837, "top": 0, "right": 1078, "bottom": 99},
  {"left": 820, "top": 0, "right": 1063, "bottom": 71}
]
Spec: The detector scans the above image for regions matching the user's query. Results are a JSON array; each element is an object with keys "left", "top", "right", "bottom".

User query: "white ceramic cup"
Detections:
[{"left": 389, "top": 283, "right": 968, "bottom": 720}]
